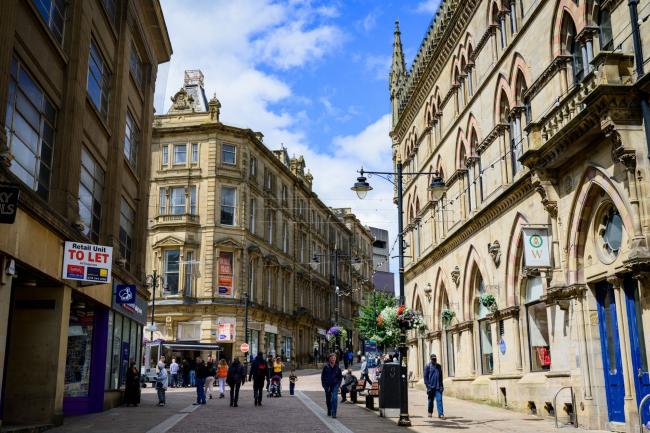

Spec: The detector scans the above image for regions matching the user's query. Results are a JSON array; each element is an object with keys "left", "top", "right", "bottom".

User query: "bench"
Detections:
[
  {"left": 355, "top": 379, "right": 366, "bottom": 395},
  {"left": 366, "top": 382, "right": 379, "bottom": 410}
]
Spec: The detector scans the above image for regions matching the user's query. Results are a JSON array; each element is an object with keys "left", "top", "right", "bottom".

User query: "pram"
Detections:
[{"left": 268, "top": 374, "right": 282, "bottom": 397}]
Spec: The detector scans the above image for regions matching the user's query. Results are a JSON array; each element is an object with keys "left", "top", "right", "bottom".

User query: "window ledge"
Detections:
[
  {"left": 545, "top": 370, "right": 570, "bottom": 378},
  {"left": 489, "top": 373, "right": 523, "bottom": 380}
]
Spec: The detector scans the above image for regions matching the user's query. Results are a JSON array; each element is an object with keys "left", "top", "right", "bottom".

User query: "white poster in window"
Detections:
[{"left": 522, "top": 227, "right": 551, "bottom": 268}]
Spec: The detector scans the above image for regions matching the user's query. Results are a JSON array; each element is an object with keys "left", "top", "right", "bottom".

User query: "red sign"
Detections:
[{"left": 240, "top": 343, "right": 249, "bottom": 353}]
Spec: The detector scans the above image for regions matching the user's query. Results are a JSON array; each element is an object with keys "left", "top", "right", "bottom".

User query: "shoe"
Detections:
[
  {"left": 254, "top": 401, "right": 257, "bottom": 406},
  {"left": 234, "top": 403, "right": 238, "bottom": 407},
  {"left": 327, "top": 411, "right": 331, "bottom": 417},
  {"left": 230, "top": 402, "right": 233, "bottom": 407},
  {"left": 193, "top": 403, "right": 200, "bottom": 405},
  {"left": 209, "top": 395, "right": 212, "bottom": 399},
  {"left": 332, "top": 415, "right": 337, "bottom": 419},
  {"left": 428, "top": 413, "right": 432, "bottom": 418},
  {"left": 220, "top": 394, "right": 224, "bottom": 399},
  {"left": 439, "top": 415, "right": 446, "bottom": 420}
]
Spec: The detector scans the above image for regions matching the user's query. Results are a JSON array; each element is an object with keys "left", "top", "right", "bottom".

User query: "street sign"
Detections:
[
  {"left": 240, "top": 343, "right": 250, "bottom": 353},
  {"left": 115, "top": 284, "right": 136, "bottom": 304},
  {"left": 62, "top": 241, "right": 113, "bottom": 283},
  {"left": 0, "top": 183, "right": 19, "bottom": 224}
]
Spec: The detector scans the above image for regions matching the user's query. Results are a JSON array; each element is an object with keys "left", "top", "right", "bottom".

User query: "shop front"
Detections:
[{"left": 264, "top": 324, "right": 278, "bottom": 356}]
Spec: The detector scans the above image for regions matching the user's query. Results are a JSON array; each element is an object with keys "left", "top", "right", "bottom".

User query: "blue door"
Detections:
[
  {"left": 596, "top": 281, "right": 626, "bottom": 423},
  {"left": 624, "top": 277, "right": 650, "bottom": 425}
]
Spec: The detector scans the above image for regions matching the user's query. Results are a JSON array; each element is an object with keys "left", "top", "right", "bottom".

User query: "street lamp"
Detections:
[
  {"left": 351, "top": 162, "right": 446, "bottom": 427},
  {"left": 144, "top": 270, "right": 167, "bottom": 342}
]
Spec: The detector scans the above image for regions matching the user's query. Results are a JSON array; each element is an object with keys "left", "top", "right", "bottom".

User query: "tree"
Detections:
[{"left": 355, "top": 292, "right": 398, "bottom": 346}]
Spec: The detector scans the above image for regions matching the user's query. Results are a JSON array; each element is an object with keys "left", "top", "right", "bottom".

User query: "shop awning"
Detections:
[{"left": 162, "top": 343, "right": 223, "bottom": 351}]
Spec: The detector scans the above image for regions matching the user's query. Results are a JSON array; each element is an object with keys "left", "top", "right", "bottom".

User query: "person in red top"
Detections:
[{"left": 217, "top": 359, "right": 228, "bottom": 399}]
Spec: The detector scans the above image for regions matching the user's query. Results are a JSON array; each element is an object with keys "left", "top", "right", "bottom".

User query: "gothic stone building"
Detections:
[
  {"left": 147, "top": 71, "right": 373, "bottom": 366},
  {"left": 394, "top": 1, "right": 650, "bottom": 431}
]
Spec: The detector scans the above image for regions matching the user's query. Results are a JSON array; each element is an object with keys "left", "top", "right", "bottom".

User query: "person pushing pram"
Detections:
[{"left": 268, "top": 373, "right": 282, "bottom": 397}]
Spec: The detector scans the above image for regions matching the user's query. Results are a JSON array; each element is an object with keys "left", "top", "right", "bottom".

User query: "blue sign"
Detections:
[
  {"left": 366, "top": 340, "right": 377, "bottom": 352},
  {"left": 499, "top": 338, "right": 506, "bottom": 355},
  {"left": 116, "top": 284, "right": 136, "bottom": 304}
]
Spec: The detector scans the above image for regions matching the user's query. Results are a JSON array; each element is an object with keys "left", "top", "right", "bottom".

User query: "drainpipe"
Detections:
[{"left": 629, "top": 0, "right": 650, "bottom": 159}]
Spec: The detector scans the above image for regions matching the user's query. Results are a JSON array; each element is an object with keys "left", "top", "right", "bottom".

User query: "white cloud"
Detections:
[
  {"left": 364, "top": 54, "right": 391, "bottom": 80},
  {"left": 415, "top": 0, "right": 442, "bottom": 14}
]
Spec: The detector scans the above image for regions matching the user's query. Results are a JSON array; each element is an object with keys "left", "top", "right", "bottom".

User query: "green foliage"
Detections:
[{"left": 354, "top": 292, "right": 398, "bottom": 346}]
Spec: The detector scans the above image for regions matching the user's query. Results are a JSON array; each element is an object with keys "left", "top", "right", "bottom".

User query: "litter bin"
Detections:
[{"left": 379, "top": 362, "right": 401, "bottom": 417}]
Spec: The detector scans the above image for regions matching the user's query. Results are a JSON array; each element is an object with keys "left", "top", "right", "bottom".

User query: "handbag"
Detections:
[{"left": 156, "top": 380, "right": 164, "bottom": 389}]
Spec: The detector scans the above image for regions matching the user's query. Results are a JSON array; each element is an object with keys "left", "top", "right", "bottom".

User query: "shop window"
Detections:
[
  {"left": 124, "top": 110, "right": 139, "bottom": 170},
  {"left": 109, "top": 313, "right": 123, "bottom": 389},
  {"left": 220, "top": 186, "right": 236, "bottom": 225},
  {"left": 87, "top": 38, "right": 110, "bottom": 118},
  {"left": 222, "top": 143, "right": 236, "bottom": 165},
  {"left": 526, "top": 276, "right": 551, "bottom": 371},
  {"left": 119, "top": 198, "right": 135, "bottom": 270},
  {"left": 6, "top": 57, "right": 56, "bottom": 200},
  {"left": 79, "top": 147, "right": 104, "bottom": 242},
  {"left": 164, "top": 249, "right": 180, "bottom": 294},
  {"left": 173, "top": 143, "right": 186, "bottom": 165},
  {"left": 32, "top": 0, "right": 65, "bottom": 44},
  {"left": 64, "top": 298, "right": 95, "bottom": 397}
]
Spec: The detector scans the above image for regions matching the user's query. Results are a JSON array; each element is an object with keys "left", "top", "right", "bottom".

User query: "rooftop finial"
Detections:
[{"left": 394, "top": 19, "right": 400, "bottom": 33}]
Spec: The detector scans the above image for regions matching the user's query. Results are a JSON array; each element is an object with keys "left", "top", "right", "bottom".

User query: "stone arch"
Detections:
[
  {"left": 433, "top": 267, "right": 453, "bottom": 330},
  {"left": 488, "top": 0, "right": 503, "bottom": 25},
  {"left": 551, "top": 0, "right": 584, "bottom": 57},
  {"left": 455, "top": 128, "right": 469, "bottom": 169},
  {"left": 504, "top": 212, "right": 529, "bottom": 306},
  {"left": 435, "top": 155, "right": 446, "bottom": 180},
  {"left": 494, "top": 74, "right": 514, "bottom": 125},
  {"left": 566, "top": 165, "right": 636, "bottom": 284},
  {"left": 462, "top": 245, "right": 490, "bottom": 321},
  {"left": 466, "top": 113, "right": 482, "bottom": 146},
  {"left": 508, "top": 52, "right": 532, "bottom": 92}
]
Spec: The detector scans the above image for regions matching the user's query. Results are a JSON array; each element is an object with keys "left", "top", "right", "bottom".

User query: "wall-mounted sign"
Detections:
[
  {"left": 264, "top": 324, "right": 278, "bottom": 334},
  {"left": 115, "top": 284, "right": 135, "bottom": 304},
  {"left": 62, "top": 242, "right": 112, "bottom": 283},
  {"left": 0, "top": 183, "right": 19, "bottom": 224},
  {"left": 218, "top": 323, "right": 234, "bottom": 341},
  {"left": 499, "top": 338, "right": 506, "bottom": 355},
  {"left": 523, "top": 227, "right": 551, "bottom": 268},
  {"left": 217, "top": 252, "right": 234, "bottom": 297}
]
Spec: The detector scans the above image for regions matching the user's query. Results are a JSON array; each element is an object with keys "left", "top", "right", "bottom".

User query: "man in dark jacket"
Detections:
[
  {"left": 248, "top": 352, "right": 269, "bottom": 406},
  {"left": 321, "top": 353, "right": 343, "bottom": 418},
  {"left": 340, "top": 369, "right": 358, "bottom": 403},
  {"left": 227, "top": 357, "right": 245, "bottom": 407},
  {"left": 423, "top": 354, "right": 445, "bottom": 419},
  {"left": 194, "top": 357, "right": 208, "bottom": 405}
]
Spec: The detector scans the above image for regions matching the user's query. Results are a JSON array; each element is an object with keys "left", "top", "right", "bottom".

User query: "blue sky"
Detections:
[{"left": 154, "top": 0, "right": 442, "bottom": 291}]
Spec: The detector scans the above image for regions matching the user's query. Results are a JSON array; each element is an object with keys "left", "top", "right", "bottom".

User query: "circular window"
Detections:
[{"left": 597, "top": 207, "right": 623, "bottom": 262}]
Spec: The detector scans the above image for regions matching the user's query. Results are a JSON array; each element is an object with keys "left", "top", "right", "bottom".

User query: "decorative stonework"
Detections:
[
  {"left": 451, "top": 266, "right": 461, "bottom": 287},
  {"left": 169, "top": 87, "right": 194, "bottom": 113},
  {"left": 488, "top": 240, "right": 501, "bottom": 267}
]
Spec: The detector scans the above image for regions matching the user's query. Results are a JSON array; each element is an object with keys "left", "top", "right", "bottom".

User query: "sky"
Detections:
[{"left": 154, "top": 0, "right": 442, "bottom": 295}]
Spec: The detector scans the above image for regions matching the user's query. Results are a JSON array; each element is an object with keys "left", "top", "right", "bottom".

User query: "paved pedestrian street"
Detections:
[{"left": 46, "top": 369, "right": 611, "bottom": 433}]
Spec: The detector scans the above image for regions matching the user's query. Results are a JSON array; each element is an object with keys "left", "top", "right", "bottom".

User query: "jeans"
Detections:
[
  {"left": 230, "top": 381, "right": 241, "bottom": 405},
  {"left": 341, "top": 385, "right": 357, "bottom": 403},
  {"left": 196, "top": 378, "right": 206, "bottom": 404},
  {"left": 324, "top": 386, "right": 339, "bottom": 416},
  {"left": 362, "top": 372, "right": 372, "bottom": 385},
  {"left": 289, "top": 382, "right": 295, "bottom": 395},
  {"left": 218, "top": 377, "right": 226, "bottom": 395},
  {"left": 170, "top": 373, "right": 178, "bottom": 388},
  {"left": 205, "top": 376, "right": 214, "bottom": 397},
  {"left": 253, "top": 378, "right": 265, "bottom": 404},
  {"left": 190, "top": 370, "right": 196, "bottom": 387},
  {"left": 157, "top": 388, "right": 166, "bottom": 404},
  {"left": 427, "top": 389, "right": 444, "bottom": 416}
]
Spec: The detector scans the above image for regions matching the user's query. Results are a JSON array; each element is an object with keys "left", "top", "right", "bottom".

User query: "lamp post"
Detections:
[
  {"left": 310, "top": 251, "right": 363, "bottom": 356},
  {"left": 351, "top": 161, "right": 446, "bottom": 427},
  {"left": 144, "top": 270, "right": 166, "bottom": 342}
]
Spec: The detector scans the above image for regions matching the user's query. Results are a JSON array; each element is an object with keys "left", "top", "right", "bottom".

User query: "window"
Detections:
[
  {"left": 249, "top": 197, "right": 256, "bottom": 234},
  {"left": 32, "top": 0, "right": 65, "bottom": 44},
  {"left": 119, "top": 198, "right": 135, "bottom": 270},
  {"left": 163, "top": 249, "right": 180, "bottom": 295},
  {"left": 598, "top": 207, "right": 623, "bottom": 261},
  {"left": 281, "top": 184, "right": 288, "bottom": 203},
  {"left": 173, "top": 144, "right": 186, "bottom": 165},
  {"left": 561, "top": 14, "right": 583, "bottom": 83},
  {"left": 599, "top": 9, "right": 614, "bottom": 51},
  {"left": 191, "top": 143, "right": 199, "bottom": 163},
  {"left": 87, "top": 38, "right": 110, "bottom": 118},
  {"left": 248, "top": 261, "right": 256, "bottom": 302},
  {"left": 129, "top": 45, "right": 143, "bottom": 88},
  {"left": 159, "top": 188, "right": 166, "bottom": 214},
  {"left": 222, "top": 143, "right": 236, "bottom": 165},
  {"left": 282, "top": 221, "right": 289, "bottom": 253},
  {"left": 218, "top": 252, "right": 234, "bottom": 297},
  {"left": 190, "top": 186, "right": 197, "bottom": 214},
  {"left": 100, "top": 0, "right": 118, "bottom": 27},
  {"left": 124, "top": 111, "right": 139, "bottom": 169},
  {"left": 161, "top": 145, "right": 169, "bottom": 166},
  {"left": 79, "top": 148, "right": 104, "bottom": 242},
  {"left": 250, "top": 156, "right": 257, "bottom": 177},
  {"left": 170, "top": 187, "right": 185, "bottom": 215},
  {"left": 184, "top": 251, "right": 195, "bottom": 297},
  {"left": 509, "top": 0, "right": 517, "bottom": 34},
  {"left": 220, "top": 187, "right": 236, "bottom": 225},
  {"left": 477, "top": 276, "right": 493, "bottom": 374},
  {"left": 526, "top": 276, "right": 550, "bottom": 371},
  {"left": 267, "top": 210, "right": 274, "bottom": 244},
  {"left": 5, "top": 57, "right": 56, "bottom": 200}
]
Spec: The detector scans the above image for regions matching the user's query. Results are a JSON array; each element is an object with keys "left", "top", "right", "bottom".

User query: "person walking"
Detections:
[
  {"left": 189, "top": 358, "right": 196, "bottom": 387},
  {"left": 289, "top": 368, "right": 297, "bottom": 396},
  {"left": 169, "top": 358, "right": 179, "bottom": 388},
  {"left": 217, "top": 359, "right": 228, "bottom": 398},
  {"left": 249, "top": 352, "right": 269, "bottom": 406},
  {"left": 424, "top": 353, "right": 445, "bottom": 419},
  {"left": 124, "top": 362, "right": 140, "bottom": 406},
  {"left": 360, "top": 356, "right": 372, "bottom": 386},
  {"left": 227, "top": 357, "right": 245, "bottom": 407},
  {"left": 265, "top": 355, "right": 274, "bottom": 391},
  {"left": 343, "top": 349, "right": 349, "bottom": 370},
  {"left": 193, "top": 357, "right": 207, "bottom": 405},
  {"left": 205, "top": 355, "right": 216, "bottom": 400},
  {"left": 321, "top": 353, "right": 342, "bottom": 418},
  {"left": 347, "top": 349, "right": 353, "bottom": 367},
  {"left": 155, "top": 361, "right": 168, "bottom": 406}
]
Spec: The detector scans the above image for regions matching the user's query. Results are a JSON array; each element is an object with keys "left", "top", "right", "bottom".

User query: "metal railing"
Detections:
[
  {"left": 553, "top": 386, "right": 578, "bottom": 428},
  {"left": 639, "top": 394, "right": 650, "bottom": 433}
]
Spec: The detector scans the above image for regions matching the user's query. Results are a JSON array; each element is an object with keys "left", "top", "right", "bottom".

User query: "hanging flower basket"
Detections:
[
  {"left": 479, "top": 294, "right": 498, "bottom": 312},
  {"left": 326, "top": 326, "right": 348, "bottom": 344},
  {"left": 441, "top": 309, "right": 456, "bottom": 326}
]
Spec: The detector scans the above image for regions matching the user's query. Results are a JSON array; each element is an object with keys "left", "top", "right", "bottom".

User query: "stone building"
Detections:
[
  {"left": 0, "top": 0, "right": 171, "bottom": 427},
  {"left": 393, "top": 1, "right": 650, "bottom": 431},
  {"left": 147, "top": 71, "right": 373, "bottom": 366},
  {"left": 369, "top": 226, "right": 395, "bottom": 296}
]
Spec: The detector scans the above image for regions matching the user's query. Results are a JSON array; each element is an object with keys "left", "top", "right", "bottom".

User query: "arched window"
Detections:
[
  {"left": 466, "top": 45, "right": 475, "bottom": 97},
  {"left": 525, "top": 275, "right": 551, "bottom": 371},
  {"left": 509, "top": 0, "right": 518, "bottom": 34},
  {"left": 476, "top": 274, "right": 493, "bottom": 374},
  {"left": 470, "top": 129, "right": 483, "bottom": 203},
  {"left": 561, "top": 13, "right": 583, "bottom": 83},
  {"left": 492, "top": 3, "right": 507, "bottom": 49},
  {"left": 442, "top": 289, "right": 455, "bottom": 377},
  {"left": 598, "top": 9, "right": 613, "bottom": 51},
  {"left": 415, "top": 198, "right": 421, "bottom": 257}
]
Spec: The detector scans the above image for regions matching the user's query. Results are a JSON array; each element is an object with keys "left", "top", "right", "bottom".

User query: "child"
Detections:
[{"left": 289, "top": 369, "right": 297, "bottom": 396}]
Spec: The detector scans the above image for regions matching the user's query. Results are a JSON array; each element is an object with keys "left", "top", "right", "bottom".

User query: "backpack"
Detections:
[{"left": 256, "top": 360, "right": 267, "bottom": 379}]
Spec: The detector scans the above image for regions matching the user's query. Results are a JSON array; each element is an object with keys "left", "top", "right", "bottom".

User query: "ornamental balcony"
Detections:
[{"left": 151, "top": 213, "right": 200, "bottom": 229}]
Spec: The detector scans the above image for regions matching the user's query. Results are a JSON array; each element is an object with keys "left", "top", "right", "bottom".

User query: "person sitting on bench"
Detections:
[{"left": 340, "top": 370, "right": 358, "bottom": 403}]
